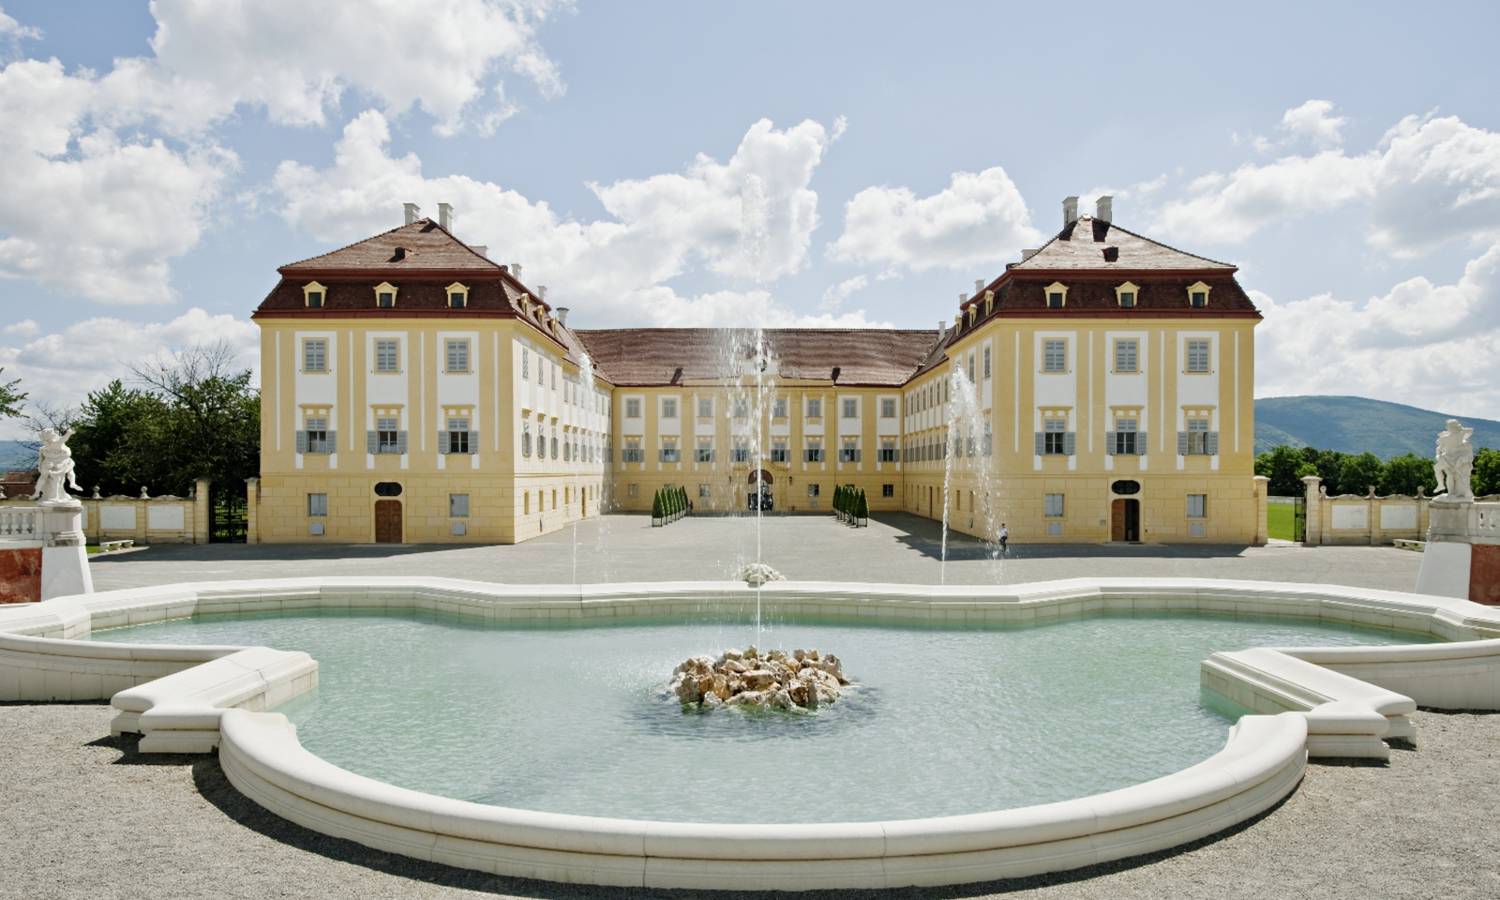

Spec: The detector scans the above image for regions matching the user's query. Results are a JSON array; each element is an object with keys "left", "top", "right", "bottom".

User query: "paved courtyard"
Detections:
[{"left": 89, "top": 512, "right": 1424, "bottom": 592}]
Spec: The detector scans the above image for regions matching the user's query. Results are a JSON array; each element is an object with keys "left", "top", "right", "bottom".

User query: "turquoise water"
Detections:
[{"left": 93, "top": 608, "right": 1432, "bottom": 823}]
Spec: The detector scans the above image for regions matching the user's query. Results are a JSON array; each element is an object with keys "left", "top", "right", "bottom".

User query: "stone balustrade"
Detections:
[{"left": 0, "top": 507, "right": 39, "bottom": 541}]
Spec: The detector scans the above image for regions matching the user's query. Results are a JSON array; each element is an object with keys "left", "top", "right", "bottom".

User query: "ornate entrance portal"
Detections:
[{"left": 748, "top": 469, "right": 773, "bottom": 512}]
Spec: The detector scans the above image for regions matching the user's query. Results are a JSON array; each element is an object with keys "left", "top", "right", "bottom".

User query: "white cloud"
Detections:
[
  {"left": 0, "top": 5, "right": 40, "bottom": 41},
  {"left": 820, "top": 275, "right": 867, "bottom": 310},
  {"left": 271, "top": 111, "right": 864, "bottom": 328},
  {"left": 2, "top": 319, "right": 37, "bottom": 337},
  {"left": 0, "top": 307, "right": 259, "bottom": 438},
  {"left": 827, "top": 167, "right": 1040, "bottom": 272},
  {"left": 0, "top": 58, "right": 237, "bottom": 305},
  {"left": 1253, "top": 99, "right": 1347, "bottom": 153},
  {"left": 1156, "top": 106, "right": 1500, "bottom": 252},
  {"left": 1256, "top": 242, "right": 1500, "bottom": 419}
]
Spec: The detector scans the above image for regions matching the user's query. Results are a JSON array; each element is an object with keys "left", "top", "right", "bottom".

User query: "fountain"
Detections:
[
  {"left": 669, "top": 646, "right": 848, "bottom": 710},
  {"left": 939, "top": 363, "right": 1004, "bottom": 583},
  {"left": 571, "top": 351, "right": 596, "bottom": 584}
]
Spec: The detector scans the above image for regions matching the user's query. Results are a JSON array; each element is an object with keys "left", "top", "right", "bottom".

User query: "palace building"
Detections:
[{"left": 250, "top": 196, "right": 1264, "bottom": 545}]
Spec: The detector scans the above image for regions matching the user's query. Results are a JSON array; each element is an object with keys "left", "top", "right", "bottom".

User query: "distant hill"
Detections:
[
  {"left": 1254, "top": 396, "right": 1500, "bottom": 458},
  {"left": 0, "top": 440, "right": 32, "bottom": 470}
]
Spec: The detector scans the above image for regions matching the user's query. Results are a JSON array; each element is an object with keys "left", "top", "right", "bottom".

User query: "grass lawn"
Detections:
[{"left": 1267, "top": 501, "right": 1297, "bottom": 541}]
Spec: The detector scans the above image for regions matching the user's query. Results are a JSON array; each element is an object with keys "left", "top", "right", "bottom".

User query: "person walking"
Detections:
[{"left": 998, "top": 523, "right": 1009, "bottom": 555}]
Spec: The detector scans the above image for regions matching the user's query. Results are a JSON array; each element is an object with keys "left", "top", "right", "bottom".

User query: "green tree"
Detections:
[
  {"left": 64, "top": 381, "right": 174, "bottom": 496},
  {"left": 1255, "top": 446, "right": 1309, "bottom": 496},
  {"left": 1475, "top": 448, "right": 1500, "bottom": 497},
  {"left": 652, "top": 489, "right": 664, "bottom": 521},
  {"left": 0, "top": 367, "right": 24, "bottom": 419},
  {"left": 1380, "top": 453, "right": 1437, "bottom": 496},
  {"left": 1337, "top": 451, "right": 1385, "bottom": 496},
  {"left": 855, "top": 488, "right": 868, "bottom": 523}
]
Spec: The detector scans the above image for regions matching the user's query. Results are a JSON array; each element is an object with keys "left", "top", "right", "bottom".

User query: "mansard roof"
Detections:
[
  {"left": 573, "top": 328, "right": 942, "bottom": 387},
  {"left": 279, "top": 219, "right": 502, "bottom": 273},
  {"left": 1009, "top": 215, "right": 1236, "bottom": 273}
]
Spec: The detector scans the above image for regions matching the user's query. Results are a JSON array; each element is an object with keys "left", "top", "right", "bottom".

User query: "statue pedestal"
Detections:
[
  {"left": 37, "top": 500, "right": 93, "bottom": 600},
  {"left": 1416, "top": 497, "right": 1500, "bottom": 604}
]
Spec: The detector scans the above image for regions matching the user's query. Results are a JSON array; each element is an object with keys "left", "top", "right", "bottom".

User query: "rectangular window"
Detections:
[
  {"left": 1042, "top": 339, "right": 1067, "bottom": 373},
  {"left": 1119, "top": 291, "right": 1137, "bottom": 308},
  {"left": 1190, "top": 290, "right": 1208, "bottom": 308},
  {"left": 882, "top": 483, "right": 894, "bottom": 498},
  {"left": 1113, "top": 418, "right": 1138, "bottom": 455},
  {"left": 377, "top": 291, "right": 395, "bottom": 308},
  {"left": 376, "top": 416, "right": 400, "bottom": 453},
  {"left": 627, "top": 483, "right": 639, "bottom": 498},
  {"left": 731, "top": 439, "right": 749, "bottom": 463},
  {"left": 446, "top": 417, "right": 470, "bottom": 454},
  {"left": 805, "top": 437, "right": 824, "bottom": 463},
  {"left": 445, "top": 340, "right": 469, "bottom": 373},
  {"left": 696, "top": 437, "right": 714, "bottom": 463},
  {"left": 839, "top": 437, "right": 860, "bottom": 463},
  {"left": 880, "top": 398, "right": 897, "bottom": 418},
  {"left": 303, "top": 339, "right": 327, "bottom": 372},
  {"left": 1186, "top": 339, "right": 1211, "bottom": 373},
  {"left": 625, "top": 398, "right": 642, "bottom": 419},
  {"left": 660, "top": 437, "right": 679, "bottom": 463},
  {"left": 732, "top": 399, "right": 749, "bottom": 418},
  {"left": 983, "top": 347, "right": 992, "bottom": 378},
  {"left": 772, "top": 398, "right": 788, "bottom": 418},
  {"left": 1047, "top": 291, "right": 1065, "bottom": 309},
  {"left": 770, "top": 438, "right": 789, "bottom": 463},
  {"left": 1187, "top": 493, "right": 1208, "bottom": 518},
  {"left": 1186, "top": 417, "right": 1211, "bottom": 454},
  {"left": 449, "top": 493, "right": 470, "bottom": 517},
  {"left": 662, "top": 398, "right": 678, "bottom": 419},
  {"left": 306, "top": 290, "right": 324, "bottom": 308},
  {"left": 307, "top": 493, "right": 328, "bottom": 517},
  {"left": 878, "top": 437, "right": 897, "bottom": 462},
  {"left": 375, "top": 339, "right": 399, "bottom": 372},
  {"left": 521, "top": 348, "right": 529, "bottom": 380},
  {"left": 697, "top": 398, "right": 713, "bottom": 418},
  {"left": 1045, "top": 493, "right": 1065, "bottom": 517},
  {"left": 448, "top": 291, "right": 466, "bottom": 308},
  {"left": 807, "top": 483, "right": 821, "bottom": 498},
  {"left": 806, "top": 398, "right": 822, "bottom": 418},
  {"left": 622, "top": 436, "right": 643, "bottom": 462},
  {"left": 305, "top": 416, "right": 329, "bottom": 454},
  {"left": 1043, "top": 417, "right": 1067, "bottom": 455},
  {"left": 1114, "top": 339, "right": 1139, "bottom": 374},
  {"left": 967, "top": 354, "right": 975, "bottom": 383},
  {"left": 698, "top": 484, "right": 711, "bottom": 499},
  {"left": 842, "top": 398, "right": 858, "bottom": 418}
]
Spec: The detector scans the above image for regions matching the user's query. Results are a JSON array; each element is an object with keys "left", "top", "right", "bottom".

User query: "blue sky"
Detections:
[{"left": 3, "top": 1, "right": 1500, "bottom": 439}]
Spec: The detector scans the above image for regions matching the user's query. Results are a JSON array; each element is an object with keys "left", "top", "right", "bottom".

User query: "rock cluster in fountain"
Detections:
[
  {"left": 734, "top": 562, "right": 785, "bottom": 586},
  {"left": 670, "top": 646, "right": 848, "bottom": 711}
]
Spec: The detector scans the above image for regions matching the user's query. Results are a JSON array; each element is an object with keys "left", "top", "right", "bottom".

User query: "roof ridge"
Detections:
[
  {"left": 279, "top": 219, "right": 419, "bottom": 270},
  {"left": 279, "top": 218, "right": 505, "bottom": 271},
  {"left": 1086, "top": 216, "right": 1237, "bottom": 269}
]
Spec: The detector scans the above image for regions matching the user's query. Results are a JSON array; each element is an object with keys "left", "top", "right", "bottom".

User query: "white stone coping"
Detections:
[
  {"left": 2, "top": 576, "right": 1499, "bottom": 888},
  {"left": 219, "top": 707, "right": 1307, "bottom": 890}
]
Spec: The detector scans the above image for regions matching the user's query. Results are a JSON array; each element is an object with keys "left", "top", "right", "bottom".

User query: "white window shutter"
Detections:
[
  {"left": 1064, "top": 432, "right": 1076, "bottom": 455},
  {"left": 1206, "top": 431, "right": 1220, "bottom": 455},
  {"left": 468, "top": 430, "right": 479, "bottom": 454},
  {"left": 1136, "top": 433, "right": 1148, "bottom": 456},
  {"left": 1177, "top": 431, "right": 1189, "bottom": 455},
  {"left": 396, "top": 431, "right": 408, "bottom": 454},
  {"left": 295, "top": 430, "right": 308, "bottom": 453},
  {"left": 1104, "top": 431, "right": 1115, "bottom": 455},
  {"left": 1034, "top": 432, "right": 1045, "bottom": 455},
  {"left": 326, "top": 431, "right": 336, "bottom": 452},
  {"left": 366, "top": 431, "right": 378, "bottom": 454}
]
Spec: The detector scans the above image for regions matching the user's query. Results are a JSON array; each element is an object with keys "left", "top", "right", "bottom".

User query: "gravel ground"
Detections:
[{"left": 2, "top": 703, "right": 1496, "bottom": 900}]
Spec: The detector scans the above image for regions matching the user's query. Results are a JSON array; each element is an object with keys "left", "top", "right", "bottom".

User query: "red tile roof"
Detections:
[
  {"left": 573, "top": 328, "right": 942, "bottom": 387},
  {"left": 1010, "top": 216, "right": 1235, "bottom": 272},
  {"left": 279, "top": 219, "right": 502, "bottom": 273}
]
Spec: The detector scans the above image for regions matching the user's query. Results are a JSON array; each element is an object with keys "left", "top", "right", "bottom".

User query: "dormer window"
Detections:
[
  {"left": 1045, "top": 282, "right": 1068, "bottom": 309},
  {"left": 446, "top": 282, "right": 469, "bottom": 309},
  {"left": 1187, "top": 281, "right": 1211, "bottom": 308},
  {"left": 303, "top": 281, "right": 326, "bottom": 308},
  {"left": 374, "top": 282, "right": 398, "bottom": 308},
  {"left": 984, "top": 290, "right": 994, "bottom": 315},
  {"left": 1116, "top": 281, "right": 1139, "bottom": 308},
  {"left": 967, "top": 305, "right": 977, "bottom": 326}
]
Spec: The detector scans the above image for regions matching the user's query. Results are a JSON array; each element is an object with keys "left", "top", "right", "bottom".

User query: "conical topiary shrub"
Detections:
[
  {"left": 856, "top": 487, "right": 869, "bottom": 526},
  {"left": 652, "top": 488, "right": 665, "bottom": 526}
]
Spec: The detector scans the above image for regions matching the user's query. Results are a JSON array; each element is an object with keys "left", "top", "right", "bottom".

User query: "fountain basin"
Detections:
[{"left": 4, "top": 578, "right": 1500, "bottom": 890}]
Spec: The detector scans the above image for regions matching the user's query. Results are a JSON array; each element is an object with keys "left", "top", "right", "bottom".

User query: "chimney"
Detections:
[
  {"left": 1096, "top": 195, "right": 1113, "bottom": 223},
  {"left": 958, "top": 292, "right": 968, "bottom": 305},
  {"left": 974, "top": 279, "right": 986, "bottom": 294},
  {"left": 555, "top": 307, "right": 569, "bottom": 326},
  {"left": 1063, "top": 196, "right": 1079, "bottom": 228},
  {"left": 403, "top": 202, "right": 420, "bottom": 225},
  {"left": 471, "top": 244, "right": 488, "bottom": 258},
  {"left": 537, "top": 285, "right": 548, "bottom": 300},
  {"left": 437, "top": 202, "right": 453, "bottom": 230},
  {"left": 1021, "top": 248, "right": 1039, "bottom": 261},
  {"left": 510, "top": 262, "right": 523, "bottom": 282}
]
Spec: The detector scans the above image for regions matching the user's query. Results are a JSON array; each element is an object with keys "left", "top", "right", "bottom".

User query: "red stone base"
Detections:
[
  {"left": 1472, "top": 544, "right": 1500, "bottom": 606},
  {"left": 0, "top": 547, "right": 42, "bottom": 604}
]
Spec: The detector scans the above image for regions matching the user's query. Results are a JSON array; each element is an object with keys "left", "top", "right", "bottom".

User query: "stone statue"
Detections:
[
  {"left": 30, "top": 427, "right": 82, "bottom": 504},
  {"left": 1434, "top": 418, "right": 1475, "bottom": 502}
]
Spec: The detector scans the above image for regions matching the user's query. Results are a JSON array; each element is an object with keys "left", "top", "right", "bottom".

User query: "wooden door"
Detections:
[
  {"left": 1111, "top": 499, "right": 1126, "bottom": 542},
  {"left": 1111, "top": 499, "right": 1140, "bottom": 542},
  {"left": 374, "top": 500, "right": 402, "bottom": 543}
]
